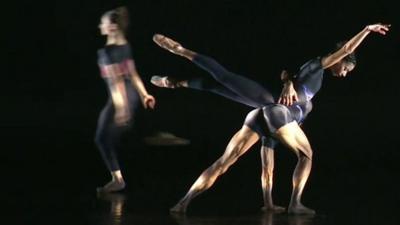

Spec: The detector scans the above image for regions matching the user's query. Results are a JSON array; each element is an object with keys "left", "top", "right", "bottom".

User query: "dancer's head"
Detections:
[
  {"left": 328, "top": 41, "right": 357, "bottom": 77},
  {"left": 99, "top": 6, "right": 129, "bottom": 36}
]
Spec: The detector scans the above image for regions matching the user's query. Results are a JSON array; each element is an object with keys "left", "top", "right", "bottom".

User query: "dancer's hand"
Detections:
[
  {"left": 366, "top": 23, "right": 391, "bottom": 35},
  {"left": 143, "top": 94, "right": 156, "bottom": 109},
  {"left": 278, "top": 70, "right": 298, "bottom": 106},
  {"left": 115, "top": 107, "right": 131, "bottom": 126}
]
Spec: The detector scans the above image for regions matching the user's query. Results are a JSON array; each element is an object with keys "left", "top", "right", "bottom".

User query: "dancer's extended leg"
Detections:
[
  {"left": 153, "top": 34, "right": 275, "bottom": 108},
  {"left": 170, "top": 125, "right": 259, "bottom": 213}
]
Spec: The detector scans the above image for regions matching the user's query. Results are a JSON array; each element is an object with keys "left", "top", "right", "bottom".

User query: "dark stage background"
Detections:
[{"left": 4, "top": 0, "right": 400, "bottom": 224}]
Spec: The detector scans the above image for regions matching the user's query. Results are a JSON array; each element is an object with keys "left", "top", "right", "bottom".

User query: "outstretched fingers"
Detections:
[{"left": 368, "top": 23, "right": 391, "bottom": 35}]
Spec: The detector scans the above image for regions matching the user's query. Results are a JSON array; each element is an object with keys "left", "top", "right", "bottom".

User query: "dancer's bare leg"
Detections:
[
  {"left": 170, "top": 125, "right": 259, "bottom": 213},
  {"left": 275, "top": 122, "right": 315, "bottom": 215},
  {"left": 97, "top": 170, "right": 126, "bottom": 193},
  {"left": 153, "top": 34, "right": 197, "bottom": 60},
  {"left": 260, "top": 142, "right": 285, "bottom": 213}
]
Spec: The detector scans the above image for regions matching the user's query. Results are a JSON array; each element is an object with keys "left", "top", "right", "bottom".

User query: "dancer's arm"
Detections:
[
  {"left": 321, "top": 23, "right": 390, "bottom": 68},
  {"left": 278, "top": 70, "right": 298, "bottom": 106},
  {"left": 126, "top": 60, "right": 156, "bottom": 109}
]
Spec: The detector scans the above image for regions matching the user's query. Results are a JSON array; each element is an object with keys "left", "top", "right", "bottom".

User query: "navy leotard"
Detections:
[
  {"left": 243, "top": 56, "right": 323, "bottom": 147},
  {"left": 187, "top": 54, "right": 323, "bottom": 140},
  {"left": 95, "top": 44, "right": 141, "bottom": 171}
]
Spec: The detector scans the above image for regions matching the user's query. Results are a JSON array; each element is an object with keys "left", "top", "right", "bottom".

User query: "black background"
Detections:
[{"left": 4, "top": 0, "right": 400, "bottom": 224}]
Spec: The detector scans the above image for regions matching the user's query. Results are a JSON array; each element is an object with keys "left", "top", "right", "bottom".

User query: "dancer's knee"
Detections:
[
  {"left": 297, "top": 150, "right": 313, "bottom": 161},
  {"left": 214, "top": 159, "right": 234, "bottom": 175}
]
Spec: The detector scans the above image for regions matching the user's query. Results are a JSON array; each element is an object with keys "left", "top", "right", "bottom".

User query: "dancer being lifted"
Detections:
[{"left": 151, "top": 23, "right": 390, "bottom": 214}]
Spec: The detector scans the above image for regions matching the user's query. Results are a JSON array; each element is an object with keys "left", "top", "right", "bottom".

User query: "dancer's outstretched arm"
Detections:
[
  {"left": 321, "top": 23, "right": 390, "bottom": 68},
  {"left": 278, "top": 23, "right": 390, "bottom": 105}
]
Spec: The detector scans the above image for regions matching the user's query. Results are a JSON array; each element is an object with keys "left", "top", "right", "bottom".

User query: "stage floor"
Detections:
[{"left": 8, "top": 186, "right": 399, "bottom": 225}]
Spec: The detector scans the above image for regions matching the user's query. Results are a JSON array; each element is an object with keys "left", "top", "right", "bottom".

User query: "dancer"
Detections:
[
  {"left": 151, "top": 23, "right": 389, "bottom": 214},
  {"left": 95, "top": 6, "right": 156, "bottom": 193}
]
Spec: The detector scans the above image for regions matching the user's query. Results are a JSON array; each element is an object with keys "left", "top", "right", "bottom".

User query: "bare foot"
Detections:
[
  {"left": 261, "top": 205, "right": 286, "bottom": 213},
  {"left": 170, "top": 202, "right": 187, "bottom": 214},
  {"left": 153, "top": 34, "right": 185, "bottom": 56},
  {"left": 96, "top": 179, "right": 126, "bottom": 193},
  {"left": 288, "top": 203, "right": 315, "bottom": 215}
]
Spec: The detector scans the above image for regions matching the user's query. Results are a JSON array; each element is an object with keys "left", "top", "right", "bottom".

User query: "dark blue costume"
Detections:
[
  {"left": 187, "top": 54, "right": 324, "bottom": 148},
  {"left": 95, "top": 44, "right": 141, "bottom": 171}
]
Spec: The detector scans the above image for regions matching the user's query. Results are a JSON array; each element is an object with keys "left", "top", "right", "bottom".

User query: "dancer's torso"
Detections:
[
  {"left": 245, "top": 57, "right": 324, "bottom": 138},
  {"left": 97, "top": 44, "right": 140, "bottom": 105}
]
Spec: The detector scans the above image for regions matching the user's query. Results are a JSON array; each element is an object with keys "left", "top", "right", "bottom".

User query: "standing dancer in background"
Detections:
[
  {"left": 95, "top": 6, "right": 156, "bottom": 193},
  {"left": 151, "top": 23, "right": 390, "bottom": 214}
]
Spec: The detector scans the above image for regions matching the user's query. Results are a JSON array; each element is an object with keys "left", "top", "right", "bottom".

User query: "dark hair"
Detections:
[
  {"left": 332, "top": 40, "right": 357, "bottom": 66},
  {"left": 103, "top": 6, "right": 130, "bottom": 34}
]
